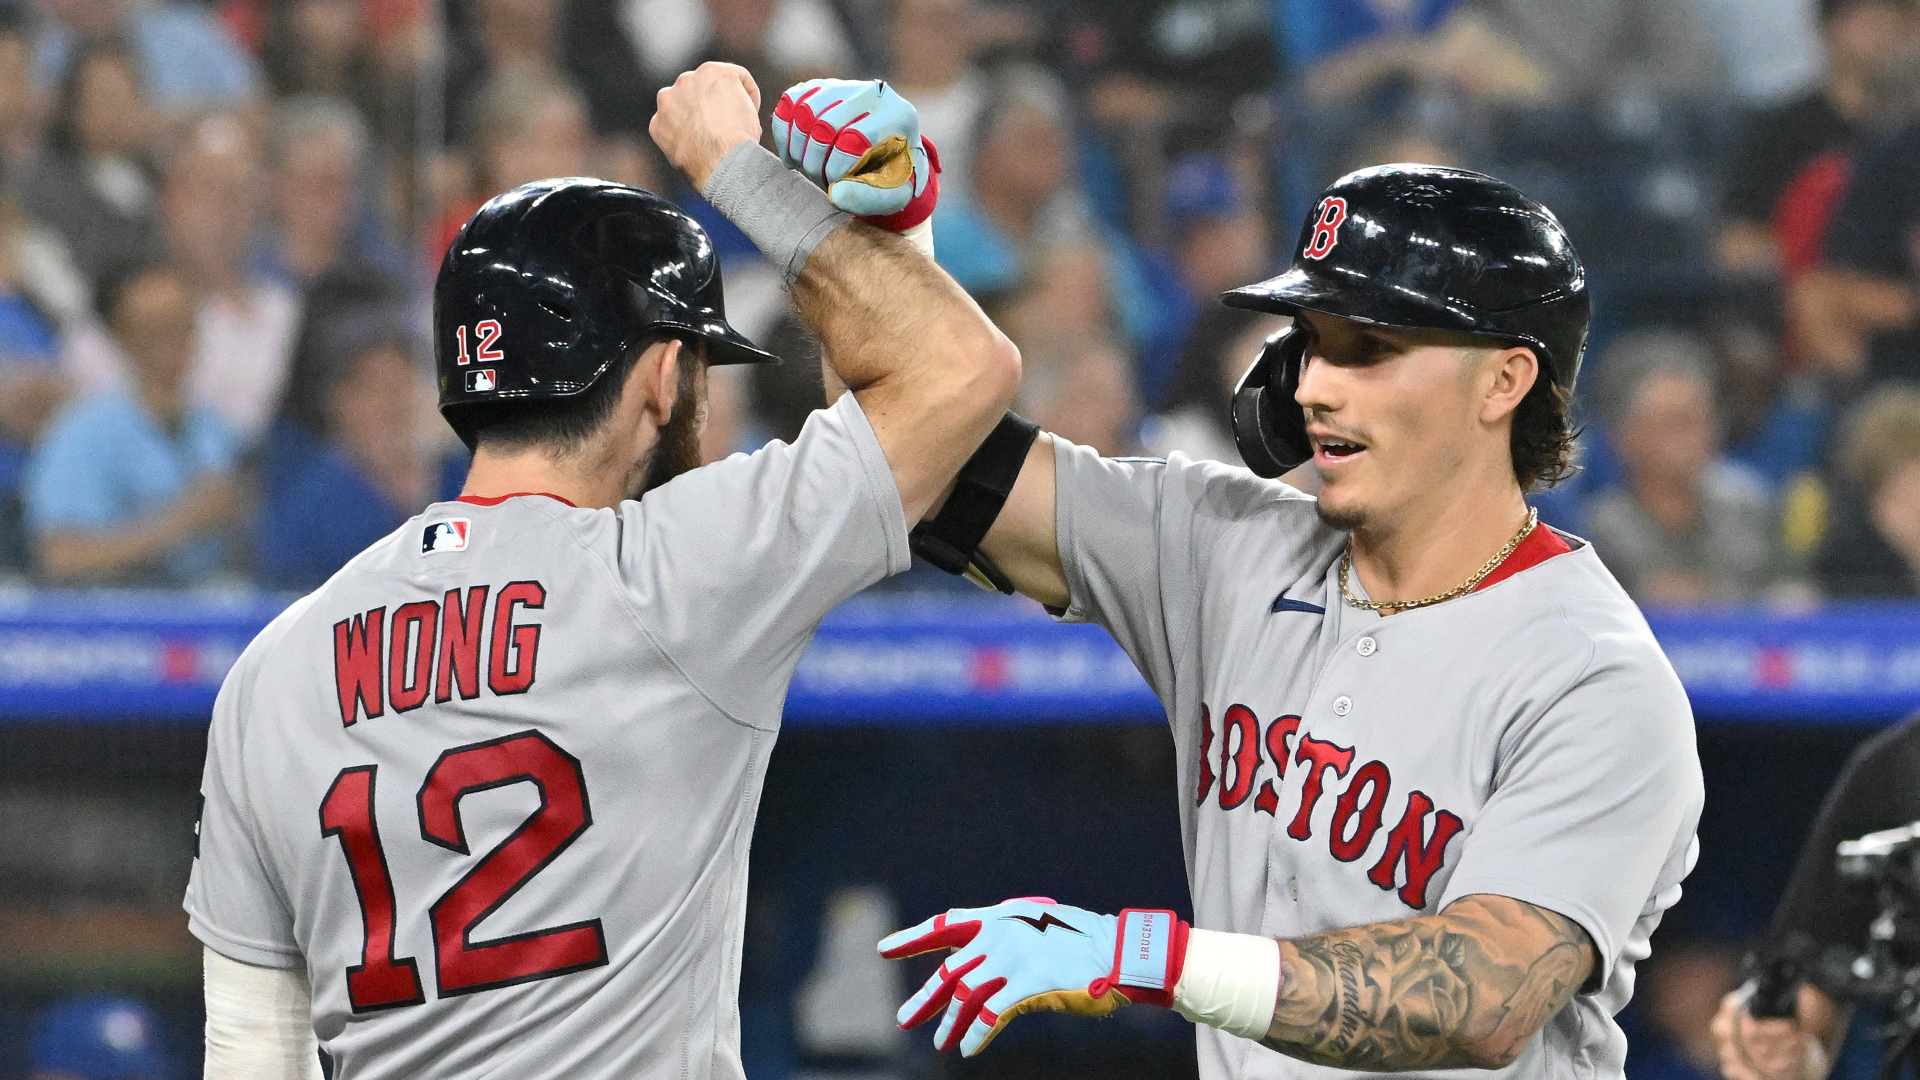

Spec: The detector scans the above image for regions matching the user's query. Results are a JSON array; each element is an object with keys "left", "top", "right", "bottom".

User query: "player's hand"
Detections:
[
  {"left": 1710, "top": 990, "right": 1827, "bottom": 1080},
  {"left": 651, "top": 62, "right": 763, "bottom": 191},
  {"left": 877, "top": 898, "right": 1185, "bottom": 1057},
  {"left": 770, "top": 79, "right": 940, "bottom": 229}
]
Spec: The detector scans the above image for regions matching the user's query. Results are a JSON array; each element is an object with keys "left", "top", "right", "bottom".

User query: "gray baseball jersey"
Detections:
[
  {"left": 184, "top": 393, "right": 909, "bottom": 1080},
  {"left": 1051, "top": 440, "right": 1703, "bottom": 1080}
]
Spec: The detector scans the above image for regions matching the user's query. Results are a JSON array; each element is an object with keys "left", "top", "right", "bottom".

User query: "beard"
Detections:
[
  {"left": 1315, "top": 495, "right": 1366, "bottom": 532},
  {"left": 628, "top": 376, "right": 707, "bottom": 500}
]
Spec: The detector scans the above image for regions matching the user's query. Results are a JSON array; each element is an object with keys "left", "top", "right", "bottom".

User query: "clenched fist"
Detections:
[{"left": 650, "top": 62, "right": 763, "bottom": 191}]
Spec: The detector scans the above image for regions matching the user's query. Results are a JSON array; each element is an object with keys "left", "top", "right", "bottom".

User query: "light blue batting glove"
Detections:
[
  {"left": 770, "top": 78, "right": 941, "bottom": 229},
  {"left": 877, "top": 897, "right": 1188, "bottom": 1057}
]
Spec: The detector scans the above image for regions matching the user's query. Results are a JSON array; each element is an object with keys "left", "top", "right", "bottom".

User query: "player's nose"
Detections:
[{"left": 1294, "top": 351, "right": 1341, "bottom": 414}]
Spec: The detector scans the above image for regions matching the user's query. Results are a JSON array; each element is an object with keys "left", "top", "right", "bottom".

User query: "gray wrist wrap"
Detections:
[{"left": 701, "top": 142, "right": 850, "bottom": 286}]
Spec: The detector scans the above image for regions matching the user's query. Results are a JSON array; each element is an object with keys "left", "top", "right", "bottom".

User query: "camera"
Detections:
[{"left": 1744, "top": 820, "right": 1920, "bottom": 1079}]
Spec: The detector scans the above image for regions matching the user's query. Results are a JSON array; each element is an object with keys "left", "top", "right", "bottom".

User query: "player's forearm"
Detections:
[
  {"left": 1261, "top": 895, "right": 1594, "bottom": 1071},
  {"left": 791, "top": 222, "right": 1015, "bottom": 398}
]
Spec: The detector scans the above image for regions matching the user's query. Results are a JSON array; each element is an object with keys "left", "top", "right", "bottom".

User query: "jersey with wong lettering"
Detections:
[
  {"left": 184, "top": 394, "right": 909, "bottom": 1080},
  {"left": 1051, "top": 441, "right": 1703, "bottom": 1080}
]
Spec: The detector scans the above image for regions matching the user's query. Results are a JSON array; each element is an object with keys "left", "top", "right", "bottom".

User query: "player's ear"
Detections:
[
  {"left": 640, "top": 338, "right": 685, "bottom": 425},
  {"left": 1479, "top": 346, "right": 1538, "bottom": 426}
]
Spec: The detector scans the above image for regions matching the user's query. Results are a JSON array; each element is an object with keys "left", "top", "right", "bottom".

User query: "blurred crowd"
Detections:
[{"left": 0, "top": 0, "right": 1916, "bottom": 606}]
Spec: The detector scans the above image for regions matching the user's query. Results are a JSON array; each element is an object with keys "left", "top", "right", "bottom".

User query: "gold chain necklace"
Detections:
[{"left": 1340, "top": 507, "right": 1539, "bottom": 613}]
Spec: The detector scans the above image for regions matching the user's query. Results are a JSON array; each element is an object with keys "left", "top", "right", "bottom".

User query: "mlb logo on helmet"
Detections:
[
  {"left": 422, "top": 519, "right": 470, "bottom": 554},
  {"left": 466, "top": 368, "right": 496, "bottom": 392}
]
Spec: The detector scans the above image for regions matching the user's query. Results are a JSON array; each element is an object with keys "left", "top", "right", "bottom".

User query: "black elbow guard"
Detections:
[{"left": 909, "top": 411, "right": 1041, "bottom": 594}]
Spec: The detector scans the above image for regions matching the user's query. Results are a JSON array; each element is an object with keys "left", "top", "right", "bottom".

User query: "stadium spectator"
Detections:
[
  {"left": 1143, "top": 151, "right": 1270, "bottom": 392},
  {"left": 1476, "top": 0, "right": 1726, "bottom": 102},
  {"left": 613, "top": 0, "right": 853, "bottom": 94},
  {"left": 0, "top": 6, "right": 42, "bottom": 179},
  {"left": 1812, "top": 387, "right": 1920, "bottom": 596},
  {"left": 17, "top": 41, "right": 164, "bottom": 294},
  {"left": 1289, "top": 0, "right": 1555, "bottom": 107},
  {"left": 1789, "top": 100, "right": 1920, "bottom": 387},
  {"left": 429, "top": 68, "right": 592, "bottom": 260},
  {"left": 29, "top": 995, "right": 167, "bottom": 1080},
  {"left": 256, "top": 318, "right": 459, "bottom": 589},
  {"left": 1050, "top": 0, "right": 1274, "bottom": 111},
  {"left": 1164, "top": 154, "right": 1267, "bottom": 305},
  {"left": 887, "top": 0, "right": 994, "bottom": 206},
  {"left": 1693, "top": 0, "right": 1824, "bottom": 105},
  {"left": 255, "top": 95, "right": 405, "bottom": 290},
  {"left": 1720, "top": 0, "right": 1920, "bottom": 279},
  {"left": 25, "top": 264, "right": 242, "bottom": 586},
  {"left": 1140, "top": 308, "right": 1283, "bottom": 466},
  {"left": 934, "top": 64, "right": 1170, "bottom": 354},
  {"left": 257, "top": 0, "right": 416, "bottom": 150},
  {"left": 934, "top": 65, "right": 1092, "bottom": 298},
  {"left": 0, "top": 199, "right": 70, "bottom": 571},
  {"left": 156, "top": 115, "right": 298, "bottom": 445},
  {"left": 1585, "top": 330, "right": 1786, "bottom": 605},
  {"left": 33, "top": 0, "right": 260, "bottom": 116},
  {"left": 1015, "top": 333, "right": 1139, "bottom": 457},
  {"left": 1709, "top": 298, "right": 1828, "bottom": 489}
]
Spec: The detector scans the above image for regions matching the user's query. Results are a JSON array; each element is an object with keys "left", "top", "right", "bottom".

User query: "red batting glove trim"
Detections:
[
  {"left": 942, "top": 974, "right": 1007, "bottom": 1053},
  {"left": 902, "top": 952, "right": 984, "bottom": 1030},
  {"left": 1103, "top": 909, "right": 1188, "bottom": 1009},
  {"left": 881, "top": 912, "right": 980, "bottom": 959},
  {"left": 860, "top": 163, "right": 940, "bottom": 232}
]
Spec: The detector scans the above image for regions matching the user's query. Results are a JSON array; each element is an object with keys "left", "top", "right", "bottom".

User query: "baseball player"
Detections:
[
  {"left": 183, "top": 64, "right": 1013, "bottom": 1079},
  {"left": 769, "top": 79, "right": 1703, "bottom": 1079}
]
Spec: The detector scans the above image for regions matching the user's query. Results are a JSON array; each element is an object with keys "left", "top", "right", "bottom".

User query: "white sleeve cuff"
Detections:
[
  {"left": 1172, "top": 929, "right": 1281, "bottom": 1042},
  {"left": 203, "top": 947, "right": 323, "bottom": 1080},
  {"left": 901, "top": 218, "right": 936, "bottom": 260}
]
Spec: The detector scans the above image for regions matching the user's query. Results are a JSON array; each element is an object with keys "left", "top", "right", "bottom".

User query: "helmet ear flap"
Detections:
[{"left": 1231, "top": 324, "right": 1313, "bottom": 478}]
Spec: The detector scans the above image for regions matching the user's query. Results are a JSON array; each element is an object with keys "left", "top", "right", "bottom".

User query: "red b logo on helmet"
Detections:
[{"left": 1303, "top": 197, "right": 1348, "bottom": 260}]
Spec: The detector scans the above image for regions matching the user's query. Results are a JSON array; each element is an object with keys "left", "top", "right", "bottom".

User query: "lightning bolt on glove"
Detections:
[
  {"left": 771, "top": 78, "right": 941, "bottom": 233},
  {"left": 876, "top": 897, "right": 1187, "bottom": 1057}
]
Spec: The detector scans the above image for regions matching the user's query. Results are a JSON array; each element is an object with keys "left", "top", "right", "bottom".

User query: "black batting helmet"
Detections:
[
  {"left": 435, "top": 178, "right": 777, "bottom": 447},
  {"left": 1222, "top": 164, "right": 1590, "bottom": 477}
]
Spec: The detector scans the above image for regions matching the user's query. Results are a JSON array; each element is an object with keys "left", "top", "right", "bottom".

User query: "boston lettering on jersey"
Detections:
[
  {"left": 1195, "top": 703, "right": 1464, "bottom": 909},
  {"left": 332, "top": 581, "right": 546, "bottom": 727}
]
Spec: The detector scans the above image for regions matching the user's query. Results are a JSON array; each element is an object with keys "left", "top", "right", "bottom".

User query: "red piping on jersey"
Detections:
[
  {"left": 1471, "top": 524, "right": 1574, "bottom": 593},
  {"left": 456, "top": 492, "right": 578, "bottom": 508}
]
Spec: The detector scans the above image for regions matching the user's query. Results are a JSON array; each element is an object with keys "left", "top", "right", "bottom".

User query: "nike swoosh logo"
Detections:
[
  {"left": 1007, "top": 913, "right": 1084, "bottom": 935},
  {"left": 1271, "top": 596, "right": 1326, "bottom": 614}
]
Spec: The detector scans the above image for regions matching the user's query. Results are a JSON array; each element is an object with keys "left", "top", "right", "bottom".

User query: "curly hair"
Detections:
[{"left": 1511, "top": 374, "right": 1579, "bottom": 491}]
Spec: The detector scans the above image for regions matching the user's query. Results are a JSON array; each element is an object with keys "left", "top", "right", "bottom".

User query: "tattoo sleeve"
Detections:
[{"left": 1262, "top": 894, "right": 1595, "bottom": 1071}]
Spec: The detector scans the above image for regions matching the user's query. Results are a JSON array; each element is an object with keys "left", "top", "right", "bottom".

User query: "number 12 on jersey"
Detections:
[{"left": 319, "top": 730, "right": 608, "bottom": 1012}]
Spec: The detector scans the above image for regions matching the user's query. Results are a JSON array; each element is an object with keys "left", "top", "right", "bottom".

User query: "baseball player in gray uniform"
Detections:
[
  {"left": 768, "top": 80, "right": 1702, "bottom": 1080},
  {"left": 184, "top": 64, "right": 1012, "bottom": 1079}
]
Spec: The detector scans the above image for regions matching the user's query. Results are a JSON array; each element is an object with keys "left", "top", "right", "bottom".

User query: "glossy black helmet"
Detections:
[
  {"left": 435, "top": 178, "right": 777, "bottom": 446},
  {"left": 1220, "top": 164, "right": 1590, "bottom": 477}
]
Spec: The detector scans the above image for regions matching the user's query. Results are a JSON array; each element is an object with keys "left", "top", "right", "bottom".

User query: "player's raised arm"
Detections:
[{"left": 650, "top": 64, "right": 1019, "bottom": 524}]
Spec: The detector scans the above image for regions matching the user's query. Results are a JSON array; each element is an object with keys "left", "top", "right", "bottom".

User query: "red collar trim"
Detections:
[
  {"left": 456, "top": 492, "right": 579, "bottom": 508},
  {"left": 1472, "top": 523, "right": 1573, "bottom": 594}
]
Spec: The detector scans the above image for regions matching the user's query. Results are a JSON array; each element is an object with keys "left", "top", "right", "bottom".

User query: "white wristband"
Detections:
[
  {"left": 1171, "top": 929, "right": 1281, "bottom": 1042},
  {"left": 900, "top": 218, "right": 936, "bottom": 261}
]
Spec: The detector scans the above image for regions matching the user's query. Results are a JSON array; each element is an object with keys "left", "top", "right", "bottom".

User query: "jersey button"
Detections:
[
  {"left": 1332, "top": 695, "right": 1352, "bottom": 716},
  {"left": 1356, "top": 636, "right": 1377, "bottom": 656}
]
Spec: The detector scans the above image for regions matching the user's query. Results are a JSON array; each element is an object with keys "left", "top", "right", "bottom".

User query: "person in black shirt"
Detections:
[
  {"left": 1711, "top": 713, "right": 1920, "bottom": 1079},
  {"left": 1721, "top": 0, "right": 1918, "bottom": 277}
]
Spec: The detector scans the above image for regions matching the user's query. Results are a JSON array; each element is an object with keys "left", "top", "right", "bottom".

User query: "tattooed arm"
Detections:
[{"left": 1263, "top": 893, "right": 1595, "bottom": 1072}]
